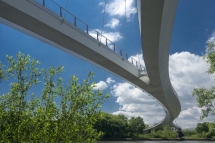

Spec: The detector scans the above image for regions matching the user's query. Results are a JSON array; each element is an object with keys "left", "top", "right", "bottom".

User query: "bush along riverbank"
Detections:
[{"left": 94, "top": 114, "right": 215, "bottom": 141}]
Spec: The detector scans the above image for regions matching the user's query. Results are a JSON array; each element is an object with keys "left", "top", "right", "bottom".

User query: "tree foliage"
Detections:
[
  {"left": 193, "top": 42, "right": 215, "bottom": 119},
  {"left": 95, "top": 113, "right": 146, "bottom": 138},
  {"left": 196, "top": 122, "right": 209, "bottom": 134},
  {"left": 194, "top": 122, "right": 215, "bottom": 138},
  {"left": 205, "top": 122, "right": 215, "bottom": 138},
  {"left": 128, "top": 116, "right": 146, "bottom": 137},
  {"left": 0, "top": 52, "right": 109, "bottom": 142}
]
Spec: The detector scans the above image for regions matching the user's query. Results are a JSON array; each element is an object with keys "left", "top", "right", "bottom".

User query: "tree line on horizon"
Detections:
[{"left": 94, "top": 115, "right": 215, "bottom": 140}]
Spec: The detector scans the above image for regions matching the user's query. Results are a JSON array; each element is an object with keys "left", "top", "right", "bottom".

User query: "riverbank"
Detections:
[{"left": 99, "top": 138, "right": 213, "bottom": 141}]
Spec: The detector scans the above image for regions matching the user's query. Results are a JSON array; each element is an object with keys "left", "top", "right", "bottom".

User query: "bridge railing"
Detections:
[
  {"left": 171, "top": 85, "right": 179, "bottom": 99},
  {"left": 144, "top": 111, "right": 166, "bottom": 131},
  {"left": 34, "top": 0, "right": 146, "bottom": 71}
]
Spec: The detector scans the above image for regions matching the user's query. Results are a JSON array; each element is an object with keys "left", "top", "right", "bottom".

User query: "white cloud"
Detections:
[
  {"left": 175, "top": 106, "right": 215, "bottom": 129},
  {"left": 110, "top": 51, "right": 214, "bottom": 129},
  {"left": 89, "top": 29, "right": 122, "bottom": 50},
  {"left": 105, "top": 18, "right": 120, "bottom": 29},
  {"left": 128, "top": 53, "right": 145, "bottom": 70},
  {"left": 169, "top": 52, "right": 214, "bottom": 110},
  {"left": 169, "top": 52, "right": 214, "bottom": 128},
  {"left": 106, "top": 77, "right": 115, "bottom": 84},
  {"left": 105, "top": 0, "right": 137, "bottom": 19},
  {"left": 93, "top": 81, "right": 108, "bottom": 90},
  {"left": 111, "top": 82, "right": 165, "bottom": 126},
  {"left": 92, "top": 77, "right": 115, "bottom": 90},
  {"left": 99, "top": 2, "right": 105, "bottom": 7},
  {"left": 102, "top": 31, "right": 122, "bottom": 42},
  {"left": 89, "top": 29, "right": 122, "bottom": 43},
  {"left": 208, "top": 30, "right": 215, "bottom": 44}
]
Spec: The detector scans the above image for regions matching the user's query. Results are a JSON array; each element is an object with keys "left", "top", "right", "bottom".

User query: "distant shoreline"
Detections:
[{"left": 99, "top": 138, "right": 213, "bottom": 141}]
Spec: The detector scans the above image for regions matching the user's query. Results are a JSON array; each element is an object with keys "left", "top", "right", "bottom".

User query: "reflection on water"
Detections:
[{"left": 97, "top": 141, "right": 212, "bottom": 143}]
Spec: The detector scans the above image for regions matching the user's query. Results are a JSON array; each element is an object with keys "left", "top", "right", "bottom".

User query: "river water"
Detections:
[{"left": 97, "top": 141, "right": 212, "bottom": 143}]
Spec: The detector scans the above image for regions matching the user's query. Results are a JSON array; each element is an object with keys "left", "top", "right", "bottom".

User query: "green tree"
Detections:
[
  {"left": 0, "top": 53, "right": 41, "bottom": 142},
  {"left": 128, "top": 116, "right": 145, "bottom": 137},
  {"left": 94, "top": 113, "right": 148, "bottom": 138},
  {"left": 95, "top": 113, "right": 129, "bottom": 138},
  {"left": 205, "top": 122, "right": 215, "bottom": 138},
  {"left": 115, "top": 114, "right": 129, "bottom": 137},
  {"left": 0, "top": 62, "right": 7, "bottom": 82},
  {"left": 193, "top": 42, "right": 215, "bottom": 119},
  {"left": 0, "top": 52, "right": 109, "bottom": 142},
  {"left": 195, "top": 122, "right": 209, "bottom": 134}
]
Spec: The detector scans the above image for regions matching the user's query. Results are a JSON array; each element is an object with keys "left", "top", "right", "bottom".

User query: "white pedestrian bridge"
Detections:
[{"left": 0, "top": 0, "right": 181, "bottom": 129}]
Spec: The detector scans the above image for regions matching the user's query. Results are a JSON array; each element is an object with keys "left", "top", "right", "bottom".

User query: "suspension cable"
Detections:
[
  {"left": 99, "top": 0, "right": 107, "bottom": 46},
  {"left": 138, "top": 52, "right": 141, "bottom": 68},
  {"left": 174, "top": 118, "right": 178, "bottom": 128},
  {"left": 153, "top": 104, "right": 160, "bottom": 125},
  {"left": 124, "top": 0, "right": 126, "bottom": 49},
  {"left": 63, "top": 0, "right": 68, "bottom": 19}
]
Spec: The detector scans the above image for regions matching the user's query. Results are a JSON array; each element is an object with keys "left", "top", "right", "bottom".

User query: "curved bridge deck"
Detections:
[{"left": 0, "top": 0, "right": 181, "bottom": 129}]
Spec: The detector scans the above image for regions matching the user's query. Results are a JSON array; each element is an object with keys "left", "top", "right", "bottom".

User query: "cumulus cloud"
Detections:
[
  {"left": 169, "top": 52, "right": 214, "bottom": 110},
  {"left": 105, "top": 0, "right": 137, "bottom": 19},
  {"left": 99, "top": 2, "right": 105, "bottom": 7},
  {"left": 128, "top": 53, "right": 145, "bottom": 70},
  {"left": 89, "top": 29, "right": 122, "bottom": 44},
  {"left": 175, "top": 106, "right": 202, "bottom": 128},
  {"left": 101, "top": 31, "right": 122, "bottom": 42},
  {"left": 175, "top": 106, "right": 215, "bottom": 129},
  {"left": 111, "top": 82, "right": 165, "bottom": 126},
  {"left": 106, "top": 77, "right": 115, "bottom": 84},
  {"left": 110, "top": 51, "right": 214, "bottom": 129},
  {"left": 169, "top": 52, "right": 214, "bottom": 128},
  {"left": 93, "top": 81, "right": 108, "bottom": 90},
  {"left": 89, "top": 29, "right": 122, "bottom": 50},
  {"left": 208, "top": 30, "right": 215, "bottom": 44},
  {"left": 105, "top": 18, "right": 120, "bottom": 29},
  {"left": 93, "top": 77, "right": 115, "bottom": 90}
]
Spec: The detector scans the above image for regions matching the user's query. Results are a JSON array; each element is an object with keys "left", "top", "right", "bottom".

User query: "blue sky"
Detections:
[{"left": 0, "top": 0, "right": 215, "bottom": 129}]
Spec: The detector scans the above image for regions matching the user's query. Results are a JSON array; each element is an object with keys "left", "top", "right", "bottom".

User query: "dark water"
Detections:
[{"left": 97, "top": 141, "right": 212, "bottom": 143}]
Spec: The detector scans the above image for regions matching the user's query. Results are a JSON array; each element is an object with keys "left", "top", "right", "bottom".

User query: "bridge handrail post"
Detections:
[
  {"left": 42, "top": 0, "right": 45, "bottom": 6},
  {"left": 86, "top": 25, "right": 88, "bottom": 34},
  {"left": 120, "top": 49, "right": 122, "bottom": 56},
  {"left": 74, "top": 16, "right": 76, "bottom": 26},
  {"left": 96, "top": 32, "right": 99, "bottom": 40},
  {"left": 60, "top": 7, "right": 62, "bottom": 17}
]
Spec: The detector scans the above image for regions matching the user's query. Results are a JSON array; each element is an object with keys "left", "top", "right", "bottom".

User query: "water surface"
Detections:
[{"left": 97, "top": 141, "right": 212, "bottom": 143}]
